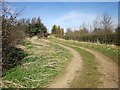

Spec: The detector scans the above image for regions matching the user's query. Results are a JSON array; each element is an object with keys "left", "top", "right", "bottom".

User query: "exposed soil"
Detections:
[
  {"left": 46, "top": 43, "right": 83, "bottom": 88},
  {"left": 79, "top": 47, "right": 118, "bottom": 88}
]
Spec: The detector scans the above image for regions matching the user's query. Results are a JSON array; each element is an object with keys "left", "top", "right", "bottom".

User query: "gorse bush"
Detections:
[
  {"left": 1, "top": 2, "right": 26, "bottom": 73},
  {"left": 2, "top": 47, "right": 27, "bottom": 74}
]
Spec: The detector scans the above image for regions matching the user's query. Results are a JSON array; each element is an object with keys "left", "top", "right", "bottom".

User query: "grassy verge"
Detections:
[
  {"left": 48, "top": 37, "right": 99, "bottom": 88},
  {"left": 72, "top": 41, "right": 118, "bottom": 63},
  {"left": 2, "top": 39, "right": 72, "bottom": 88},
  {"left": 71, "top": 46, "right": 99, "bottom": 88},
  {"left": 49, "top": 36, "right": 118, "bottom": 63}
]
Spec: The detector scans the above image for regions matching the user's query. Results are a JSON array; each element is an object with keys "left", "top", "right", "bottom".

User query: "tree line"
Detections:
[
  {"left": 51, "top": 14, "right": 119, "bottom": 45},
  {"left": 25, "top": 17, "right": 47, "bottom": 38},
  {"left": 51, "top": 25, "right": 64, "bottom": 37}
]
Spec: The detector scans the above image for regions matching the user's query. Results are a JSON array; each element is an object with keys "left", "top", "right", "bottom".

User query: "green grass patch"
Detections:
[
  {"left": 3, "top": 39, "right": 72, "bottom": 88},
  {"left": 24, "top": 40, "right": 35, "bottom": 50}
]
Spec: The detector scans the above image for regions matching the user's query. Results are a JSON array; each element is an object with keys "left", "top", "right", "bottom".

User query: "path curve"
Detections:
[
  {"left": 46, "top": 43, "right": 83, "bottom": 88},
  {"left": 77, "top": 46, "right": 118, "bottom": 88},
  {"left": 30, "top": 37, "right": 118, "bottom": 88}
]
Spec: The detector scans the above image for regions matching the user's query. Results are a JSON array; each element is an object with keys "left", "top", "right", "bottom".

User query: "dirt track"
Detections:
[
  {"left": 81, "top": 47, "right": 118, "bottom": 88},
  {"left": 46, "top": 43, "right": 83, "bottom": 88},
  {"left": 72, "top": 46, "right": 118, "bottom": 88},
  {"left": 47, "top": 42, "right": 118, "bottom": 88}
]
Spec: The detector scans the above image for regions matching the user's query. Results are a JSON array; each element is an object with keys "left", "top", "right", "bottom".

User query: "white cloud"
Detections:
[
  {"left": 52, "top": 11, "right": 97, "bottom": 30},
  {"left": 55, "top": 11, "right": 96, "bottom": 23},
  {"left": 53, "top": 11, "right": 80, "bottom": 23}
]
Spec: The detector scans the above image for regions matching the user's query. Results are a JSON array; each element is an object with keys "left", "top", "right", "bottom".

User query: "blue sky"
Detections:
[{"left": 9, "top": 2, "right": 118, "bottom": 32}]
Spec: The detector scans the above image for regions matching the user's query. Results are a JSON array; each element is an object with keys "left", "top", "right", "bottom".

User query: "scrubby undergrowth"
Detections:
[{"left": 2, "top": 38, "right": 72, "bottom": 88}]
